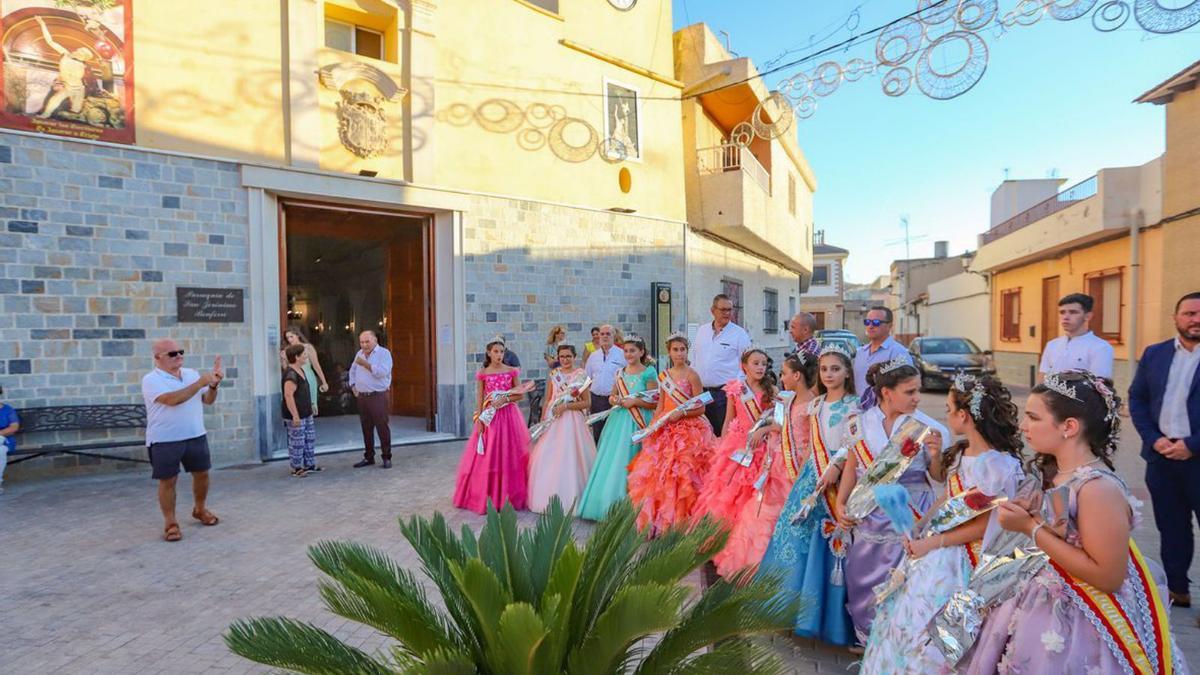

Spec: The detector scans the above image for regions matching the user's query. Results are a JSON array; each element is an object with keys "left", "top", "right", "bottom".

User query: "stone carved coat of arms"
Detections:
[{"left": 318, "top": 63, "right": 407, "bottom": 160}]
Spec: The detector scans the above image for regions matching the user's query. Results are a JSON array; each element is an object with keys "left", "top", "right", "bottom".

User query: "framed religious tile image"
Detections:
[
  {"left": 0, "top": 0, "right": 134, "bottom": 143},
  {"left": 603, "top": 77, "right": 640, "bottom": 162}
]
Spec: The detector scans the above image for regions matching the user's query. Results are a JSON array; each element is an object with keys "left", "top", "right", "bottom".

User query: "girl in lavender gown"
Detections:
[
  {"left": 862, "top": 374, "right": 1024, "bottom": 673},
  {"left": 962, "top": 370, "right": 1188, "bottom": 674},
  {"left": 834, "top": 359, "right": 952, "bottom": 647},
  {"left": 527, "top": 344, "right": 596, "bottom": 513}
]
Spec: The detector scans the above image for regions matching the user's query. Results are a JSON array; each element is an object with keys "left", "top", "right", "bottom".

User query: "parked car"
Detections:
[
  {"left": 816, "top": 329, "right": 860, "bottom": 354},
  {"left": 908, "top": 337, "right": 996, "bottom": 391}
]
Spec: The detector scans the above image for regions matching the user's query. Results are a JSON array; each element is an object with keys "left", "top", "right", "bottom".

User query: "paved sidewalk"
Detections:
[{"left": 1, "top": 392, "right": 1197, "bottom": 673}]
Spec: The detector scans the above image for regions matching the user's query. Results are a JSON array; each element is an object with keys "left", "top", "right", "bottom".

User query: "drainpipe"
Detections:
[{"left": 1128, "top": 209, "right": 1143, "bottom": 382}]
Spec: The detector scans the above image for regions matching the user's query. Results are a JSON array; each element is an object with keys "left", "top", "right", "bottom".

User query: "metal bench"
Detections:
[{"left": 10, "top": 404, "right": 150, "bottom": 465}]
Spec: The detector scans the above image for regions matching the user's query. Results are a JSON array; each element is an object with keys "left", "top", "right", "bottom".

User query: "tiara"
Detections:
[
  {"left": 1043, "top": 373, "right": 1078, "bottom": 401},
  {"left": 953, "top": 372, "right": 986, "bottom": 420},
  {"left": 487, "top": 334, "right": 507, "bottom": 347},
  {"left": 624, "top": 333, "right": 645, "bottom": 344},
  {"left": 819, "top": 341, "right": 853, "bottom": 360},
  {"left": 792, "top": 350, "right": 808, "bottom": 365},
  {"left": 665, "top": 331, "right": 689, "bottom": 345},
  {"left": 879, "top": 357, "right": 911, "bottom": 375}
]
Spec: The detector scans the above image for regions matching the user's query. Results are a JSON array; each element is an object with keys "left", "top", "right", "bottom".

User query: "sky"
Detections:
[{"left": 671, "top": 1, "right": 1199, "bottom": 283}]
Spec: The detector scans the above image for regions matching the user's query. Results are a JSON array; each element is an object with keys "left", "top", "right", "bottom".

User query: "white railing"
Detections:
[{"left": 697, "top": 143, "right": 771, "bottom": 194}]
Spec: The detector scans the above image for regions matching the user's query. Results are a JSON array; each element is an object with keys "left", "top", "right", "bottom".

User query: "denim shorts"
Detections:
[{"left": 148, "top": 435, "right": 211, "bottom": 480}]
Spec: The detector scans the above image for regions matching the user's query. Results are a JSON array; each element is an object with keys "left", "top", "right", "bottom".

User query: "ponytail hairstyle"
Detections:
[
  {"left": 782, "top": 352, "right": 817, "bottom": 391},
  {"left": 622, "top": 334, "right": 653, "bottom": 367},
  {"left": 1028, "top": 370, "right": 1122, "bottom": 481},
  {"left": 482, "top": 337, "right": 507, "bottom": 368},
  {"left": 742, "top": 348, "right": 778, "bottom": 403},
  {"left": 943, "top": 373, "right": 1024, "bottom": 472},
  {"left": 865, "top": 359, "right": 919, "bottom": 404}
]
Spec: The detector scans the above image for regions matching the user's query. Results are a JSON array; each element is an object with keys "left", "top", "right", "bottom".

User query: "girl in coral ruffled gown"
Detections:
[
  {"left": 452, "top": 337, "right": 531, "bottom": 514},
  {"left": 627, "top": 333, "right": 715, "bottom": 536},
  {"left": 692, "top": 348, "right": 777, "bottom": 578},
  {"left": 717, "top": 351, "right": 815, "bottom": 577},
  {"left": 527, "top": 343, "right": 597, "bottom": 513},
  {"left": 577, "top": 335, "right": 657, "bottom": 521}
]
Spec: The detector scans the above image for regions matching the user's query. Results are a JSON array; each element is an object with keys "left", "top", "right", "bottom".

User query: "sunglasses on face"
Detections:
[
  {"left": 160, "top": 350, "right": 185, "bottom": 358},
  {"left": 863, "top": 319, "right": 889, "bottom": 327}
]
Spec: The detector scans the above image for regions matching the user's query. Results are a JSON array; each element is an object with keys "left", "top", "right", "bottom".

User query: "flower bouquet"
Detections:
[
  {"left": 630, "top": 390, "right": 713, "bottom": 444},
  {"left": 844, "top": 418, "right": 934, "bottom": 521},
  {"left": 528, "top": 376, "right": 592, "bottom": 443},
  {"left": 914, "top": 489, "right": 1008, "bottom": 539}
]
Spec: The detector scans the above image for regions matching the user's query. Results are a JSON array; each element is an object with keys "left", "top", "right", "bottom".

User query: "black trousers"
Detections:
[
  {"left": 357, "top": 392, "right": 392, "bottom": 461},
  {"left": 703, "top": 386, "right": 728, "bottom": 437},
  {"left": 1145, "top": 453, "right": 1200, "bottom": 594},
  {"left": 590, "top": 392, "right": 612, "bottom": 444}
]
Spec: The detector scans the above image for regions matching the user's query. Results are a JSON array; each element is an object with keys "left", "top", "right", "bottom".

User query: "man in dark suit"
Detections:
[{"left": 1129, "top": 292, "right": 1200, "bottom": 608}]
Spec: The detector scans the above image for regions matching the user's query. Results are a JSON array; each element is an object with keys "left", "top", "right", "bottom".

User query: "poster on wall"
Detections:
[
  {"left": 0, "top": 0, "right": 133, "bottom": 143},
  {"left": 603, "top": 78, "right": 640, "bottom": 161}
]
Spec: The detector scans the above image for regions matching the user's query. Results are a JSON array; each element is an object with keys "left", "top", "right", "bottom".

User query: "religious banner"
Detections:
[{"left": 1, "top": 0, "right": 133, "bottom": 143}]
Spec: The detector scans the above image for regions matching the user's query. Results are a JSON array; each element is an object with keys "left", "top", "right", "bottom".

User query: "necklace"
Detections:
[{"left": 1056, "top": 457, "right": 1101, "bottom": 477}]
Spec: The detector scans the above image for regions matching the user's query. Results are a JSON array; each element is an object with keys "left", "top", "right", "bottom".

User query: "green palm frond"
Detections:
[
  {"left": 396, "top": 645, "right": 477, "bottom": 675},
  {"left": 569, "top": 499, "right": 642, "bottom": 642},
  {"left": 308, "top": 541, "right": 460, "bottom": 657},
  {"left": 477, "top": 502, "right": 534, "bottom": 602},
  {"left": 399, "top": 512, "right": 480, "bottom": 653},
  {"left": 636, "top": 571, "right": 796, "bottom": 675},
  {"left": 567, "top": 583, "right": 689, "bottom": 675},
  {"left": 667, "top": 638, "right": 789, "bottom": 675},
  {"left": 448, "top": 556, "right": 513, "bottom": 662},
  {"left": 488, "top": 602, "right": 551, "bottom": 675},
  {"left": 224, "top": 617, "right": 393, "bottom": 675},
  {"left": 517, "top": 496, "right": 576, "bottom": 602},
  {"left": 626, "top": 516, "right": 727, "bottom": 587}
]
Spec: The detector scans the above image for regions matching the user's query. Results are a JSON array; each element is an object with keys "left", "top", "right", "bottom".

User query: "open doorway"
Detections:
[{"left": 278, "top": 201, "right": 438, "bottom": 455}]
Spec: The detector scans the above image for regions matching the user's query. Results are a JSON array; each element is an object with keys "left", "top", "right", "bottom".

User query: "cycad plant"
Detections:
[{"left": 226, "top": 498, "right": 798, "bottom": 674}]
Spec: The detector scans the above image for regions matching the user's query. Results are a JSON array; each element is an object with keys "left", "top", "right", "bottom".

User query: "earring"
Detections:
[{"left": 1062, "top": 432, "right": 1068, "bottom": 439}]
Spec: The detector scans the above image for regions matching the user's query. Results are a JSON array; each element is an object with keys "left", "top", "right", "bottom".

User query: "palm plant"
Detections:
[{"left": 226, "top": 498, "right": 798, "bottom": 674}]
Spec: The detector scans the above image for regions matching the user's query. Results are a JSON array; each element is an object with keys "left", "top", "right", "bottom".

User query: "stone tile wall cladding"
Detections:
[
  {"left": 0, "top": 132, "right": 255, "bottom": 480},
  {"left": 462, "top": 196, "right": 687, "bottom": 397}
]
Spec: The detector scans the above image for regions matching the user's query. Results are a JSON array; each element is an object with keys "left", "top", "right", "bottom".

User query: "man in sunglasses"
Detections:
[
  {"left": 142, "top": 339, "right": 223, "bottom": 542},
  {"left": 852, "top": 307, "right": 913, "bottom": 409}
]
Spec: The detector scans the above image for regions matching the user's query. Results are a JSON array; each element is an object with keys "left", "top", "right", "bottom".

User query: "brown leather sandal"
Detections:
[
  {"left": 191, "top": 508, "right": 219, "bottom": 526},
  {"left": 164, "top": 523, "right": 183, "bottom": 542}
]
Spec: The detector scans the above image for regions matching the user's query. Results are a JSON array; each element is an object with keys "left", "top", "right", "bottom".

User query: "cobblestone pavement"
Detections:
[{"left": 2, "top": 392, "right": 1198, "bottom": 673}]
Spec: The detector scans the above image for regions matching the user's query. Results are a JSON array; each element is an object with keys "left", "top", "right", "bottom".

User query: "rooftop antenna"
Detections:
[
  {"left": 1003, "top": 167, "right": 1010, "bottom": 180},
  {"left": 883, "top": 215, "right": 928, "bottom": 260}
]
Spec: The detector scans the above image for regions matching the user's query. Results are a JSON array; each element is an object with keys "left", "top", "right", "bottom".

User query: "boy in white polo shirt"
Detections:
[
  {"left": 142, "top": 338, "right": 223, "bottom": 542},
  {"left": 1039, "top": 293, "right": 1114, "bottom": 381}
]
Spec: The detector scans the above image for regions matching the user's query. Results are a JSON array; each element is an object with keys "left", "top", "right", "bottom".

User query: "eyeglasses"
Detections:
[
  {"left": 160, "top": 350, "right": 185, "bottom": 358},
  {"left": 863, "top": 319, "right": 889, "bottom": 327}
]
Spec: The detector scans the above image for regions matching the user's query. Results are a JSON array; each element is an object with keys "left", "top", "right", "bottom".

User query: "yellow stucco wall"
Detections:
[
  {"left": 432, "top": 0, "right": 686, "bottom": 221},
  {"left": 989, "top": 229, "right": 1168, "bottom": 361},
  {"left": 132, "top": 0, "right": 286, "bottom": 162},
  {"left": 1163, "top": 84, "right": 1200, "bottom": 219}
]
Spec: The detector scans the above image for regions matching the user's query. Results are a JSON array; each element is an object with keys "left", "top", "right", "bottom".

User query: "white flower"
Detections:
[{"left": 1041, "top": 630, "right": 1065, "bottom": 653}]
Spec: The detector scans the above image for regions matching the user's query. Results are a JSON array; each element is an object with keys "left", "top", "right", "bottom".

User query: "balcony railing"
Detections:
[
  {"left": 982, "top": 175, "right": 1098, "bottom": 245},
  {"left": 697, "top": 143, "right": 770, "bottom": 194}
]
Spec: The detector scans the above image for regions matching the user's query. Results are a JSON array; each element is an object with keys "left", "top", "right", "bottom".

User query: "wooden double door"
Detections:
[{"left": 281, "top": 202, "right": 434, "bottom": 424}]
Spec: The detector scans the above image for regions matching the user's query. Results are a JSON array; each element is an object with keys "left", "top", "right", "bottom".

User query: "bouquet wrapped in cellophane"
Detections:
[
  {"left": 927, "top": 474, "right": 1048, "bottom": 665},
  {"left": 585, "top": 389, "right": 660, "bottom": 426},
  {"left": 472, "top": 381, "right": 536, "bottom": 454},
  {"left": 630, "top": 390, "right": 713, "bottom": 444},
  {"left": 528, "top": 376, "right": 592, "bottom": 443},
  {"left": 845, "top": 418, "right": 934, "bottom": 521},
  {"left": 915, "top": 489, "right": 1008, "bottom": 539}
]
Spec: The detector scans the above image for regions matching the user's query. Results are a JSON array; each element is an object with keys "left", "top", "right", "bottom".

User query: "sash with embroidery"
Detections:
[
  {"left": 614, "top": 369, "right": 650, "bottom": 431},
  {"left": 740, "top": 386, "right": 765, "bottom": 423},
  {"left": 657, "top": 371, "right": 690, "bottom": 409},
  {"left": 946, "top": 471, "right": 985, "bottom": 569},
  {"left": 729, "top": 386, "right": 773, "bottom": 468},
  {"left": 1048, "top": 540, "right": 1174, "bottom": 675},
  {"left": 779, "top": 395, "right": 803, "bottom": 481}
]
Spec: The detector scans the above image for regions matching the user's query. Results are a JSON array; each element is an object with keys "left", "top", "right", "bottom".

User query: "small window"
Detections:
[
  {"left": 1086, "top": 268, "right": 1123, "bottom": 342},
  {"left": 763, "top": 289, "right": 779, "bottom": 334},
  {"left": 1001, "top": 288, "right": 1021, "bottom": 341},
  {"left": 813, "top": 312, "right": 826, "bottom": 330},
  {"left": 722, "top": 279, "right": 744, "bottom": 327},
  {"left": 325, "top": 19, "right": 384, "bottom": 60},
  {"left": 788, "top": 296, "right": 796, "bottom": 319},
  {"left": 812, "top": 265, "right": 830, "bottom": 286},
  {"left": 788, "top": 174, "right": 797, "bottom": 216}
]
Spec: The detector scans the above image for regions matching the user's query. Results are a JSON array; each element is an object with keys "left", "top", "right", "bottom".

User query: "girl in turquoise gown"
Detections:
[
  {"left": 577, "top": 335, "right": 657, "bottom": 520},
  {"left": 756, "top": 344, "right": 858, "bottom": 645}
]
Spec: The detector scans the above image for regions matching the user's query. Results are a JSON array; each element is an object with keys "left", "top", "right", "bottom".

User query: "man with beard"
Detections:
[{"left": 1129, "top": 292, "right": 1200, "bottom": 609}]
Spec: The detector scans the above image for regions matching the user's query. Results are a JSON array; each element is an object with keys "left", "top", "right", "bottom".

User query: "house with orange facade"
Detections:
[{"left": 970, "top": 60, "right": 1200, "bottom": 393}]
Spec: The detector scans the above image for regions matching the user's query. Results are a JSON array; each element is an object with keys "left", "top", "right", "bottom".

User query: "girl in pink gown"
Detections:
[
  {"left": 692, "top": 348, "right": 778, "bottom": 578},
  {"left": 527, "top": 344, "right": 596, "bottom": 513},
  {"left": 453, "top": 338, "right": 531, "bottom": 514},
  {"left": 718, "top": 352, "right": 816, "bottom": 577},
  {"left": 626, "top": 333, "right": 714, "bottom": 536}
]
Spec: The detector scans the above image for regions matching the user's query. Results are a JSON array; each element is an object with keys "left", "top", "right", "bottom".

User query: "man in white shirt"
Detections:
[
  {"left": 349, "top": 330, "right": 394, "bottom": 468},
  {"left": 585, "top": 324, "right": 624, "bottom": 443},
  {"left": 1038, "top": 293, "right": 1114, "bottom": 381},
  {"left": 693, "top": 294, "right": 752, "bottom": 436},
  {"left": 142, "top": 338, "right": 223, "bottom": 542}
]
